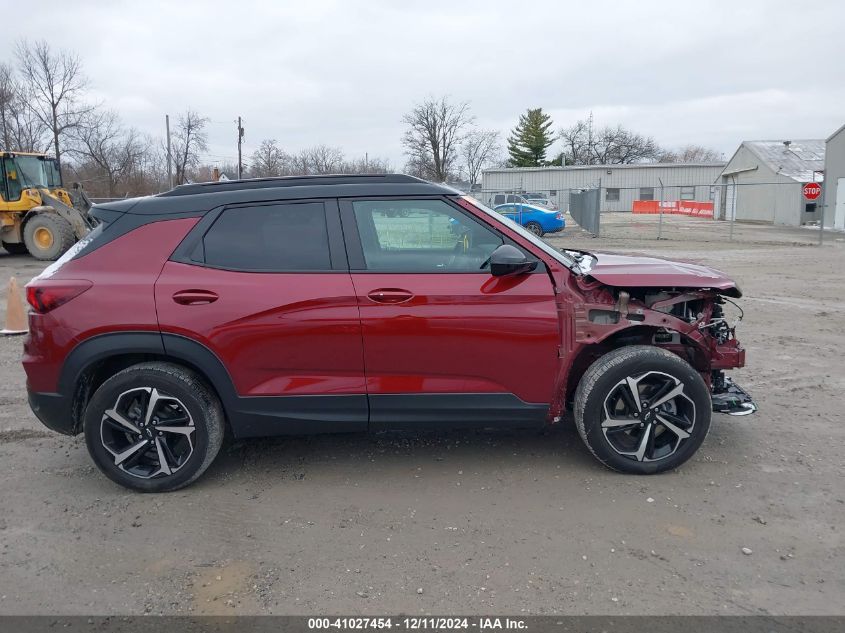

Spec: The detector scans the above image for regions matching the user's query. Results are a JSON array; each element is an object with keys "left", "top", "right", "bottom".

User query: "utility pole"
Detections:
[
  {"left": 237, "top": 116, "right": 244, "bottom": 179},
  {"left": 165, "top": 114, "right": 173, "bottom": 190},
  {"left": 815, "top": 169, "right": 825, "bottom": 246}
]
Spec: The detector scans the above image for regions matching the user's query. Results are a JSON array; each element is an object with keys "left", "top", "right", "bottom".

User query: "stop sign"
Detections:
[{"left": 803, "top": 182, "right": 822, "bottom": 200}]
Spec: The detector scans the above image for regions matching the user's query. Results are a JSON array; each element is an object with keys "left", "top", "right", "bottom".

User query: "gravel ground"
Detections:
[{"left": 0, "top": 215, "right": 842, "bottom": 616}]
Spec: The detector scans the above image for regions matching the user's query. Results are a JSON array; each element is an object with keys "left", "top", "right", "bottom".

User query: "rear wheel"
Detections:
[
  {"left": 525, "top": 221, "right": 544, "bottom": 236},
  {"left": 574, "top": 345, "right": 711, "bottom": 474},
  {"left": 2, "top": 242, "right": 29, "bottom": 255},
  {"left": 83, "top": 362, "right": 225, "bottom": 492},
  {"left": 23, "top": 213, "right": 75, "bottom": 260}
]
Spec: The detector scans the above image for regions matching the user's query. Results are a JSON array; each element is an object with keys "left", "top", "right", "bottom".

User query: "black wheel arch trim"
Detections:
[
  {"left": 59, "top": 331, "right": 239, "bottom": 411},
  {"left": 57, "top": 331, "right": 369, "bottom": 438}
]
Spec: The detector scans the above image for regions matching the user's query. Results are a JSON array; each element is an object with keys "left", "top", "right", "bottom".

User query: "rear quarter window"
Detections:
[{"left": 202, "top": 202, "right": 332, "bottom": 271}]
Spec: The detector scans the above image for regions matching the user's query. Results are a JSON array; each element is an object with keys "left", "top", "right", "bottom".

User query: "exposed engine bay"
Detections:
[{"left": 559, "top": 274, "right": 757, "bottom": 417}]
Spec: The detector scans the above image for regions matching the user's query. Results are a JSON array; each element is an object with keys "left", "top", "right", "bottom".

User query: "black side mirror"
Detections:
[{"left": 489, "top": 244, "right": 537, "bottom": 277}]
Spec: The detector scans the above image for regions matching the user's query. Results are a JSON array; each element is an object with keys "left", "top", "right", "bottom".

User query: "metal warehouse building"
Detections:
[
  {"left": 717, "top": 140, "right": 825, "bottom": 226},
  {"left": 824, "top": 123, "right": 845, "bottom": 230},
  {"left": 481, "top": 163, "right": 725, "bottom": 213}
]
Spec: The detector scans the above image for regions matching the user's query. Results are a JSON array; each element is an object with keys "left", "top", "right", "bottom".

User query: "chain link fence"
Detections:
[{"left": 469, "top": 180, "right": 834, "bottom": 246}]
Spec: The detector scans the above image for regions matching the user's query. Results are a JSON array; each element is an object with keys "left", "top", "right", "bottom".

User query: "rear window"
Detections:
[{"left": 202, "top": 202, "right": 331, "bottom": 271}]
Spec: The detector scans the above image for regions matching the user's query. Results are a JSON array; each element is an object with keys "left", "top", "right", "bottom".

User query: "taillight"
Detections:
[
  {"left": 556, "top": 212, "right": 563, "bottom": 220},
  {"left": 26, "top": 280, "right": 92, "bottom": 314}
]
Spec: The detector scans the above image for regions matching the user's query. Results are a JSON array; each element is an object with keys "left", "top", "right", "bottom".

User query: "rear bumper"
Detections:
[
  {"left": 27, "top": 389, "right": 77, "bottom": 435},
  {"left": 712, "top": 377, "right": 757, "bottom": 416}
]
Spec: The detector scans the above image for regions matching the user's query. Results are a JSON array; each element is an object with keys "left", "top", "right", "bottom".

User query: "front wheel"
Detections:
[
  {"left": 574, "top": 346, "right": 711, "bottom": 474},
  {"left": 23, "top": 213, "right": 76, "bottom": 260},
  {"left": 83, "top": 362, "right": 225, "bottom": 492}
]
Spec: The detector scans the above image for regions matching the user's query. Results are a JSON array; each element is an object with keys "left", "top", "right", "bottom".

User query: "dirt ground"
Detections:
[{"left": 0, "top": 214, "right": 843, "bottom": 616}]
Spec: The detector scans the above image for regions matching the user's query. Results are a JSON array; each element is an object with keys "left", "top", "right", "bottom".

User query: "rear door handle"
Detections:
[
  {"left": 367, "top": 288, "right": 414, "bottom": 304},
  {"left": 172, "top": 289, "right": 219, "bottom": 305}
]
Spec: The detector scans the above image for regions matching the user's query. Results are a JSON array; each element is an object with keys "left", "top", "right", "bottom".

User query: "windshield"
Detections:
[
  {"left": 11, "top": 155, "right": 62, "bottom": 189},
  {"left": 461, "top": 195, "right": 589, "bottom": 272}
]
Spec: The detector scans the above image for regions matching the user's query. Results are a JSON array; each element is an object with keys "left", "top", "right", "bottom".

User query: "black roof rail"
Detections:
[{"left": 159, "top": 173, "right": 427, "bottom": 197}]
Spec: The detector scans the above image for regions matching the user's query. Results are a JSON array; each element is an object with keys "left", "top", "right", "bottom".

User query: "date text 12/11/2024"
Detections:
[{"left": 307, "top": 617, "right": 528, "bottom": 630}]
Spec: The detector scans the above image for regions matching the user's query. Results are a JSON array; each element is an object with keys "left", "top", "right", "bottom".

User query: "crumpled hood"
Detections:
[{"left": 586, "top": 252, "right": 741, "bottom": 297}]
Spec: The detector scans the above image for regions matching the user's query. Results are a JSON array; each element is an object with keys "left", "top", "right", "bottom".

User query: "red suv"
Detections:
[{"left": 23, "top": 175, "right": 756, "bottom": 492}]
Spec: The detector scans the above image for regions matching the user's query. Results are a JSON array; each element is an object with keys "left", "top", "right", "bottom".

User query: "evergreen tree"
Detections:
[{"left": 507, "top": 108, "right": 555, "bottom": 167}]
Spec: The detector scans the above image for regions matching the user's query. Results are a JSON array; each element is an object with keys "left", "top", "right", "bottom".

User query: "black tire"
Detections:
[
  {"left": 574, "top": 345, "right": 711, "bottom": 474},
  {"left": 525, "top": 221, "right": 544, "bottom": 236},
  {"left": 23, "top": 213, "right": 75, "bottom": 260},
  {"left": 2, "top": 242, "right": 29, "bottom": 255},
  {"left": 83, "top": 362, "right": 225, "bottom": 492}
]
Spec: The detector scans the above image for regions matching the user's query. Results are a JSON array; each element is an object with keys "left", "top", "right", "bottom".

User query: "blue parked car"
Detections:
[{"left": 494, "top": 203, "right": 565, "bottom": 236}]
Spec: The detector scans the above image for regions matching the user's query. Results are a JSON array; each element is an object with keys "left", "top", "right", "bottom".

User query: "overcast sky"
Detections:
[{"left": 2, "top": 0, "right": 843, "bottom": 169}]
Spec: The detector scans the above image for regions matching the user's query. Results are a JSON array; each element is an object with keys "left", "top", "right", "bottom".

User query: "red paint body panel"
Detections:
[
  {"left": 588, "top": 253, "right": 740, "bottom": 295},
  {"left": 22, "top": 218, "right": 199, "bottom": 392},
  {"left": 23, "top": 188, "right": 751, "bottom": 438},
  {"left": 351, "top": 272, "right": 560, "bottom": 404},
  {"left": 155, "top": 262, "right": 366, "bottom": 396}
]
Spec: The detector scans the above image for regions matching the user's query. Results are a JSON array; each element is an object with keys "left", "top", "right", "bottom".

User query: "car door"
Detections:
[
  {"left": 497, "top": 203, "right": 522, "bottom": 225},
  {"left": 340, "top": 197, "right": 560, "bottom": 431},
  {"left": 155, "top": 199, "right": 368, "bottom": 435}
]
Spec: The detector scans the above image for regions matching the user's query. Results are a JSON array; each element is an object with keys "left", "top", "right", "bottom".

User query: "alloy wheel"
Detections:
[
  {"left": 99, "top": 387, "right": 196, "bottom": 479},
  {"left": 600, "top": 371, "right": 696, "bottom": 462}
]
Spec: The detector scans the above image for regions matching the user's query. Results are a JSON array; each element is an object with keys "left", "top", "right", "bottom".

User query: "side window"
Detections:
[
  {"left": 351, "top": 199, "right": 504, "bottom": 272},
  {"left": 2, "top": 159, "right": 22, "bottom": 202},
  {"left": 203, "top": 202, "right": 331, "bottom": 271}
]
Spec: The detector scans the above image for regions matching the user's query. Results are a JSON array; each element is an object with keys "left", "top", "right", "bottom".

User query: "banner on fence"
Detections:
[{"left": 632, "top": 200, "right": 714, "bottom": 218}]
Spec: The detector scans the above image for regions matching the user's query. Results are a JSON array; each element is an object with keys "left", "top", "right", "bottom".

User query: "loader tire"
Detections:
[{"left": 23, "top": 213, "right": 76, "bottom": 260}]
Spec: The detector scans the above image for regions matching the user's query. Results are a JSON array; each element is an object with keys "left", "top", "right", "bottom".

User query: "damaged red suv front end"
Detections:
[{"left": 552, "top": 249, "right": 756, "bottom": 419}]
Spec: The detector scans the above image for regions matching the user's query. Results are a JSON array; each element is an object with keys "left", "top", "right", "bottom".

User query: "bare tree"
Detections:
[
  {"left": 659, "top": 144, "right": 723, "bottom": 163},
  {"left": 0, "top": 63, "right": 17, "bottom": 149},
  {"left": 305, "top": 144, "right": 344, "bottom": 174},
  {"left": 559, "top": 119, "right": 591, "bottom": 166},
  {"left": 287, "top": 144, "right": 344, "bottom": 175},
  {"left": 461, "top": 129, "right": 501, "bottom": 186},
  {"left": 339, "top": 155, "right": 391, "bottom": 174},
  {"left": 170, "top": 109, "right": 209, "bottom": 184},
  {"left": 560, "top": 118, "right": 661, "bottom": 165},
  {"left": 70, "top": 110, "right": 148, "bottom": 196},
  {"left": 15, "top": 40, "right": 93, "bottom": 162},
  {"left": 0, "top": 62, "right": 49, "bottom": 152},
  {"left": 250, "top": 139, "right": 290, "bottom": 177},
  {"left": 402, "top": 96, "right": 473, "bottom": 182}
]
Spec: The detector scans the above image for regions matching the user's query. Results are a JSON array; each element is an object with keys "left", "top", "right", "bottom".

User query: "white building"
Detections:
[
  {"left": 824, "top": 124, "right": 845, "bottom": 230},
  {"left": 717, "top": 140, "right": 825, "bottom": 226},
  {"left": 481, "top": 163, "right": 725, "bottom": 212}
]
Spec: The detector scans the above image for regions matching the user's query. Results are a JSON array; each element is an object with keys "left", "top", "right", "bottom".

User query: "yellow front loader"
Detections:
[{"left": 0, "top": 151, "right": 96, "bottom": 260}]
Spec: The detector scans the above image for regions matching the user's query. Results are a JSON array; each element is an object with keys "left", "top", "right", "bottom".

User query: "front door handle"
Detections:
[
  {"left": 172, "top": 289, "right": 219, "bottom": 305},
  {"left": 367, "top": 288, "right": 414, "bottom": 304}
]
